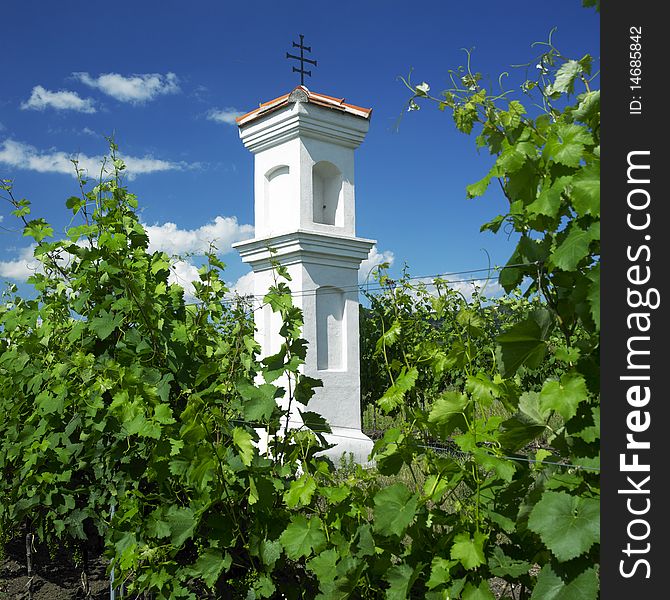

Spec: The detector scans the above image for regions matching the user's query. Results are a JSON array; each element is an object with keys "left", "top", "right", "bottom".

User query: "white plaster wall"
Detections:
[
  {"left": 254, "top": 138, "right": 301, "bottom": 237},
  {"left": 252, "top": 132, "right": 355, "bottom": 238},
  {"left": 252, "top": 260, "right": 306, "bottom": 415},
  {"left": 300, "top": 136, "right": 355, "bottom": 236},
  {"left": 316, "top": 286, "right": 345, "bottom": 370},
  {"left": 300, "top": 261, "right": 361, "bottom": 429},
  {"left": 265, "top": 166, "right": 291, "bottom": 234},
  {"left": 312, "top": 163, "right": 344, "bottom": 227}
]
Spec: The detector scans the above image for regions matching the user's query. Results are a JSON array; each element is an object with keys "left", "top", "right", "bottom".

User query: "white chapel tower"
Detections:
[{"left": 232, "top": 84, "right": 375, "bottom": 463}]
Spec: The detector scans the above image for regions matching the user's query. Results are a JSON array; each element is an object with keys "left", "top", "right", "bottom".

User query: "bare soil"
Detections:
[
  {"left": 0, "top": 536, "right": 109, "bottom": 600},
  {"left": 1, "top": 535, "right": 522, "bottom": 599}
]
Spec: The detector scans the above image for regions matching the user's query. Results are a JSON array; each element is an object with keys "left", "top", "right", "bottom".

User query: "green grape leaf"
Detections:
[
  {"left": 551, "top": 60, "right": 583, "bottom": 94},
  {"left": 284, "top": 473, "right": 317, "bottom": 508},
  {"left": 23, "top": 218, "right": 54, "bottom": 242},
  {"left": 504, "top": 100, "right": 527, "bottom": 128},
  {"left": 428, "top": 391, "right": 469, "bottom": 434},
  {"left": 480, "top": 213, "right": 506, "bottom": 234},
  {"left": 280, "top": 515, "right": 326, "bottom": 559},
  {"left": 294, "top": 374, "right": 322, "bottom": 405},
  {"left": 466, "top": 173, "right": 492, "bottom": 199},
  {"left": 573, "top": 90, "right": 600, "bottom": 124},
  {"left": 190, "top": 548, "right": 232, "bottom": 588},
  {"left": 307, "top": 548, "right": 339, "bottom": 585},
  {"left": 354, "top": 524, "right": 375, "bottom": 557},
  {"left": 11, "top": 203, "right": 31, "bottom": 218},
  {"left": 530, "top": 564, "right": 599, "bottom": 600},
  {"left": 385, "top": 562, "right": 421, "bottom": 600},
  {"left": 528, "top": 176, "right": 571, "bottom": 219},
  {"left": 497, "top": 235, "right": 548, "bottom": 292},
  {"left": 376, "top": 319, "right": 402, "bottom": 353},
  {"left": 65, "top": 195, "right": 86, "bottom": 213},
  {"left": 540, "top": 373, "right": 588, "bottom": 421},
  {"left": 457, "top": 309, "right": 485, "bottom": 338},
  {"left": 499, "top": 415, "right": 546, "bottom": 451},
  {"left": 570, "top": 166, "right": 600, "bottom": 217},
  {"left": 378, "top": 366, "right": 418, "bottom": 413},
  {"left": 506, "top": 161, "right": 540, "bottom": 205},
  {"left": 90, "top": 310, "right": 124, "bottom": 341},
  {"left": 465, "top": 373, "right": 499, "bottom": 406},
  {"left": 450, "top": 531, "right": 487, "bottom": 570},
  {"left": 146, "top": 511, "right": 171, "bottom": 539},
  {"left": 260, "top": 539, "right": 282, "bottom": 569},
  {"left": 166, "top": 506, "right": 197, "bottom": 548},
  {"left": 496, "top": 146, "right": 527, "bottom": 174},
  {"left": 578, "top": 54, "right": 594, "bottom": 75},
  {"left": 299, "top": 410, "right": 332, "bottom": 434},
  {"left": 488, "top": 547, "right": 531, "bottom": 577},
  {"left": 426, "top": 556, "right": 456, "bottom": 590},
  {"left": 236, "top": 380, "right": 279, "bottom": 422},
  {"left": 586, "top": 263, "right": 600, "bottom": 329},
  {"left": 36, "top": 390, "right": 63, "bottom": 415},
  {"left": 496, "top": 309, "right": 553, "bottom": 377},
  {"left": 550, "top": 223, "right": 599, "bottom": 271},
  {"left": 498, "top": 246, "right": 524, "bottom": 292},
  {"left": 153, "top": 403, "right": 175, "bottom": 424},
  {"left": 252, "top": 574, "right": 276, "bottom": 598},
  {"left": 462, "top": 581, "right": 495, "bottom": 600},
  {"left": 472, "top": 450, "right": 517, "bottom": 482},
  {"left": 570, "top": 406, "right": 600, "bottom": 443},
  {"left": 372, "top": 483, "right": 418, "bottom": 537},
  {"left": 232, "top": 427, "right": 255, "bottom": 466},
  {"left": 544, "top": 124, "right": 593, "bottom": 167},
  {"left": 519, "top": 391, "right": 551, "bottom": 424},
  {"left": 528, "top": 491, "right": 600, "bottom": 561}
]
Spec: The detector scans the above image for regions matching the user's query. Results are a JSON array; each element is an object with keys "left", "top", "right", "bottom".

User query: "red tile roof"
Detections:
[{"left": 236, "top": 85, "right": 372, "bottom": 126}]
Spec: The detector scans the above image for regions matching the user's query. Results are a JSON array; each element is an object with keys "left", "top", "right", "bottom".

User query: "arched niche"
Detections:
[
  {"left": 263, "top": 303, "right": 282, "bottom": 358},
  {"left": 316, "top": 286, "right": 345, "bottom": 370},
  {"left": 264, "top": 165, "right": 291, "bottom": 231},
  {"left": 312, "top": 161, "right": 343, "bottom": 226}
]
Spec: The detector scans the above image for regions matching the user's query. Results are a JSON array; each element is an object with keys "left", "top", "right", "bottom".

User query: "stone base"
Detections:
[
  {"left": 254, "top": 424, "right": 375, "bottom": 468},
  {"left": 319, "top": 427, "right": 375, "bottom": 468}
]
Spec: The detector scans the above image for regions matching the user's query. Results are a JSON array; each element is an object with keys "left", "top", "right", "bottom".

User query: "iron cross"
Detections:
[{"left": 286, "top": 34, "right": 317, "bottom": 86}]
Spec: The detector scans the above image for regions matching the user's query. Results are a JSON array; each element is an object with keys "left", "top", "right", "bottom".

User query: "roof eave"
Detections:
[{"left": 236, "top": 86, "right": 372, "bottom": 127}]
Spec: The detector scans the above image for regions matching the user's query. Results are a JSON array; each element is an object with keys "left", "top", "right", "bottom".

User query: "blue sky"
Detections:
[{"left": 1, "top": 0, "right": 599, "bottom": 298}]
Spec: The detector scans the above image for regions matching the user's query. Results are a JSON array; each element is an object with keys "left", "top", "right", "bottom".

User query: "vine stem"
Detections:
[{"left": 25, "top": 531, "right": 34, "bottom": 600}]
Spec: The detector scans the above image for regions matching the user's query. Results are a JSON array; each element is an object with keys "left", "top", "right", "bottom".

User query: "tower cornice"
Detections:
[
  {"left": 239, "top": 101, "right": 369, "bottom": 153},
  {"left": 233, "top": 230, "right": 375, "bottom": 271}
]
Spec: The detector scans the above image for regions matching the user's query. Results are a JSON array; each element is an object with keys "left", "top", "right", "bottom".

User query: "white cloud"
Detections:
[
  {"left": 167, "top": 259, "right": 201, "bottom": 301},
  {"left": 229, "top": 270, "right": 255, "bottom": 297},
  {"left": 406, "top": 275, "right": 504, "bottom": 303},
  {"left": 191, "top": 85, "right": 210, "bottom": 102},
  {"left": 74, "top": 72, "right": 180, "bottom": 103},
  {"left": 145, "top": 216, "right": 253, "bottom": 257},
  {"left": 359, "top": 245, "right": 394, "bottom": 283},
  {"left": 447, "top": 277, "right": 504, "bottom": 301},
  {"left": 21, "top": 85, "right": 96, "bottom": 113},
  {"left": 143, "top": 214, "right": 254, "bottom": 302},
  {"left": 0, "top": 139, "right": 190, "bottom": 180},
  {"left": 122, "top": 155, "right": 189, "bottom": 178},
  {"left": 0, "top": 245, "right": 39, "bottom": 281},
  {"left": 207, "top": 107, "right": 243, "bottom": 125}
]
